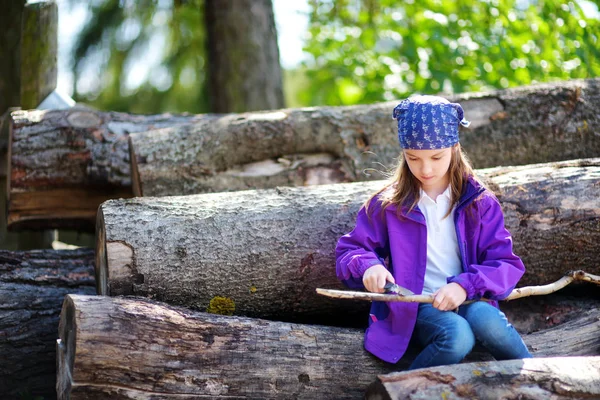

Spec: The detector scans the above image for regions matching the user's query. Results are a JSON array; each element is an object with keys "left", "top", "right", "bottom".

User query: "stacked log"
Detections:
[
  {"left": 365, "top": 356, "right": 600, "bottom": 399},
  {"left": 7, "top": 108, "right": 205, "bottom": 231},
  {"left": 8, "top": 79, "right": 600, "bottom": 230},
  {"left": 96, "top": 159, "right": 600, "bottom": 325},
  {"left": 130, "top": 78, "right": 600, "bottom": 197},
  {"left": 57, "top": 294, "right": 600, "bottom": 400},
  {"left": 0, "top": 249, "right": 95, "bottom": 399}
]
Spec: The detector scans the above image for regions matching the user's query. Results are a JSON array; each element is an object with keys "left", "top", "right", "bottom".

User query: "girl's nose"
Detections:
[{"left": 421, "top": 162, "right": 432, "bottom": 175}]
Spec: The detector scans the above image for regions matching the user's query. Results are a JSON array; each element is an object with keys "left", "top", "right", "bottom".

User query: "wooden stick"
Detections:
[{"left": 316, "top": 270, "right": 600, "bottom": 303}]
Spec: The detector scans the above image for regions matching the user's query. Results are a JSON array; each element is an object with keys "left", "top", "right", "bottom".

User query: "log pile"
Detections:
[
  {"left": 0, "top": 249, "right": 95, "bottom": 399},
  {"left": 4, "top": 80, "right": 600, "bottom": 399},
  {"left": 7, "top": 78, "right": 600, "bottom": 230},
  {"left": 95, "top": 158, "right": 600, "bottom": 325}
]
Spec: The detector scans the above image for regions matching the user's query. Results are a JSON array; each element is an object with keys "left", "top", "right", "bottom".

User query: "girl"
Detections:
[{"left": 336, "top": 95, "right": 532, "bottom": 369}]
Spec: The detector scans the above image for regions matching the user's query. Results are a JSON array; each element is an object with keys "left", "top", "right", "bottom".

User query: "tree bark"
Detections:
[
  {"left": 7, "top": 108, "right": 203, "bottom": 230},
  {"left": 97, "top": 159, "right": 600, "bottom": 323},
  {"left": 365, "top": 356, "right": 600, "bottom": 400},
  {"left": 131, "top": 78, "right": 600, "bottom": 197},
  {"left": 0, "top": 0, "right": 25, "bottom": 115},
  {"left": 129, "top": 105, "right": 395, "bottom": 197},
  {"left": 8, "top": 79, "right": 600, "bottom": 230},
  {"left": 20, "top": 1, "right": 57, "bottom": 110},
  {"left": 204, "top": 0, "right": 284, "bottom": 113},
  {"left": 57, "top": 294, "right": 600, "bottom": 400},
  {"left": 0, "top": 248, "right": 95, "bottom": 400}
]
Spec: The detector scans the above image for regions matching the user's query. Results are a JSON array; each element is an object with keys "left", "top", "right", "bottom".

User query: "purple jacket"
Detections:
[{"left": 335, "top": 177, "right": 525, "bottom": 363}]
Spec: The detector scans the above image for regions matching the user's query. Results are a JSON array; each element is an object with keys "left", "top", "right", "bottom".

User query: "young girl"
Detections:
[{"left": 336, "top": 95, "right": 532, "bottom": 369}]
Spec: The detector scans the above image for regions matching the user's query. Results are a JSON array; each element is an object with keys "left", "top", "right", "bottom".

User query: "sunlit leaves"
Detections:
[
  {"left": 300, "top": 0, "right": 600, "bottom": 106},
  {"left": 69, "top": 0, "right": 207, "bottom": 113}
]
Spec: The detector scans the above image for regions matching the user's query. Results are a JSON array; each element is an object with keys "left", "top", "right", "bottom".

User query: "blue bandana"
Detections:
[{"left": 393, "top": 95, "right": 470, "bottom": 149}]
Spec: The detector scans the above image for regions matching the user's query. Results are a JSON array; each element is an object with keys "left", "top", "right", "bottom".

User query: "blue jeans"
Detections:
[{"left": 409, "top": 301, "right": 532, "bottom": 370}]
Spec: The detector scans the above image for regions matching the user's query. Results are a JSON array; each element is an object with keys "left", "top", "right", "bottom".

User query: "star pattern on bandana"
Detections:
[{"left": 393, "top": 95, "right": 470, "bottom": 150}]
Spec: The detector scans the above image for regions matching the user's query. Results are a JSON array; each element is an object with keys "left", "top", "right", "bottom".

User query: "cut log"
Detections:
[
  {"left": 0, "top": 249, "right": 95, "bottom": 400},
  {"left": 56, "top": 294, "right": 396, "bottom": 400},
  {"left": 97, "top": 159, "right": 600, "bottom": 323},
  {"left": 57, "top": 294, "right": 600, "bottom": 400},
  {"left": 365, "top": 356, "right": 600, "bottom": 400},
  {"left": 7, "top": 108, "right": 205, "bottom": 231},
  {"left": 9, "top": 79, "right": 600, "bottom": 230},
  {"left": 130, "top": 78, "right": 600, "bottom": 198}
]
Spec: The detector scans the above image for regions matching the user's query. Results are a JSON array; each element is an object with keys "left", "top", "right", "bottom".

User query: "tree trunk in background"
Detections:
[
  {"left": 20, "top": 1, "right": 57, "bottom": 110},
  {"left": 57, "top": 294, "right": 600, "bottom": 400},
  {"left": 97, "top": 159, "right": 600, "bottom": 324},
  {"left": 205, "top": 0, "right": 284, "bottom": 113},
  {"left": 365, "top": 357, "right": 600, "bottom": 400},
  {"left": 0, "top": 0, "right": 25, "bottom": 115},
  {"left": 0, "top": 249, "right": 95, "bottom": 400}
]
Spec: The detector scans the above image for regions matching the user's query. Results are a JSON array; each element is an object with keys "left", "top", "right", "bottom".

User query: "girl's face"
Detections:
[{"left": 404, "top": 147, "right": 453, "bottom": 196}]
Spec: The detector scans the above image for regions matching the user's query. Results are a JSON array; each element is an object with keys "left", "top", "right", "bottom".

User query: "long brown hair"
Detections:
[{"left": 366, "top": 144, "right": 481, "bottom": 219}]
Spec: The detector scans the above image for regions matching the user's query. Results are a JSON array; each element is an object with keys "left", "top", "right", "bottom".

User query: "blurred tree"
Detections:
[
  {"left": 70, "top": 0, "right": 283, "bottom": 114},
  {"left": 205, "top": 0, "right": 284, "bottom": 112},
  {"left": 0, "top": 0, "right": 26, "bottom": 115},
  {"left": 299, "top": 0, "right": 600, "bottom": 106}
]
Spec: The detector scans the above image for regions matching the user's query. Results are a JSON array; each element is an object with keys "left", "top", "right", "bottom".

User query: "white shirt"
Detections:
[{"left": 418, "top": 187, "right": 462, "bottom": 295}]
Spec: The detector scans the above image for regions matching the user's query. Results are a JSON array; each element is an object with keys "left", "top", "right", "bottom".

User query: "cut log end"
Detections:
[
  {"left": 57, "top": 295, "right": 76, "bottom": 400},
  {"left": 95, "top": 208, "right": 107, "bottom": 295}
]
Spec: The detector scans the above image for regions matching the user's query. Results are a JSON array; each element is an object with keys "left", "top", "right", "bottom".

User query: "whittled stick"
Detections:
[{"left": 316, "top": 270, "right": 600, "bottom": 303}]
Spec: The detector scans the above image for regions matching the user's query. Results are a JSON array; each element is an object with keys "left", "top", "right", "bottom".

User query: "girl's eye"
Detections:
[{"left": 432, "top": 157, "right": 441, "bottom": 160}]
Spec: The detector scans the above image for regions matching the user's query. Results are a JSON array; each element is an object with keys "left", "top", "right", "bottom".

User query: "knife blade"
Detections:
[{"left": 384, "top": 281, "right": 415, "bottom": 296}]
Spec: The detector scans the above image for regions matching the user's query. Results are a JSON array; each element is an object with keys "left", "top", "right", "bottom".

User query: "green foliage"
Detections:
[
  {"left": 300, "top": 0, "right": 600, "bottom": 106},
  {"left": 70, "top": 0, "right": 207, "bottom": 114}
]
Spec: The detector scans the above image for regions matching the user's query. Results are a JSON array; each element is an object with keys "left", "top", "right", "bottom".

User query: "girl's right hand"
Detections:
[{"left": 362, "top": 264, "right": 395, "bottom": 293}]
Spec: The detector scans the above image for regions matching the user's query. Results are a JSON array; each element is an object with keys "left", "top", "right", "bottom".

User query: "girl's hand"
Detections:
[
  {"left": 362, "top": 264, "right": 395, "bottom": 293},
  {"left": 432, "top": 282, "right": 467, "bottom": 311}
]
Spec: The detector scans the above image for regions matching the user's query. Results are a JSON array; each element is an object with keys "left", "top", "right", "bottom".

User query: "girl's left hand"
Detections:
[{"left": 432, "top": 283, "right": 467, "bottom": 311}]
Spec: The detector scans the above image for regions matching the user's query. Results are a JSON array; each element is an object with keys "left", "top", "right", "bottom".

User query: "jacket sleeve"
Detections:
[
  {"left": 448, "top": 195, "right": 525, "bottom": 300},
  {"left": 335, "top": 197, "right": 390, "bottom": 289}
]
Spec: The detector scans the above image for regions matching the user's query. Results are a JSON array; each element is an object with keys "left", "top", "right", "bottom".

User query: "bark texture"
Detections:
[
  {"left": 57, "top": 294, "right": 395, "bottom": 400},
  {"left": 131, "top": 78, "right": 600, "bottom": 197},
  {"left": 98, "top": 159, "right": 600, "bottom": 323},
  {"left": 8, "top": 79, "right": 600, "bottom": 230},
  {"left": 0, "top": 249, "right": 95, "bottom": 400},
  {"left": 20, "top": 1, "right": 57, "bottom": 109},
  {"left": 7, "top": 108, "right": 203, "bottom": 230},
  {"left": 130, "top": 106, "right": 395, "bottom": 197},
  {"left": 365, "top": 357, "right": 600, "bottom": 400},
  {"left": 0, "top": 0, "right": 24, "bottom": 114},
  {"left": 205, "top": 0, "right": 284, "bottom": 113},
  {"left": 456, "top": 79, "right": 600, "bottom": 169},
  {"left": 57, "top": 294, "right": 600, "bottom": 400}
]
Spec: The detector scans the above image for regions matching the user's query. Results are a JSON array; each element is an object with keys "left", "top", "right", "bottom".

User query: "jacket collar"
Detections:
[{"left": 456, "top": 175, "right": 486, "bottom": 211}]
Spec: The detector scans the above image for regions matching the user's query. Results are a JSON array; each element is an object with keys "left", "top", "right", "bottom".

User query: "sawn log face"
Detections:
[{"left": 98, "top": 159, "right": 600, "bottom": 322}]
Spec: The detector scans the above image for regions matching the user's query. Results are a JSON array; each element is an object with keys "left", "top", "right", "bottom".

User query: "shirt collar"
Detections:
[{"left": 419, "top": 186, "right": 452, "bottom": 204}]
